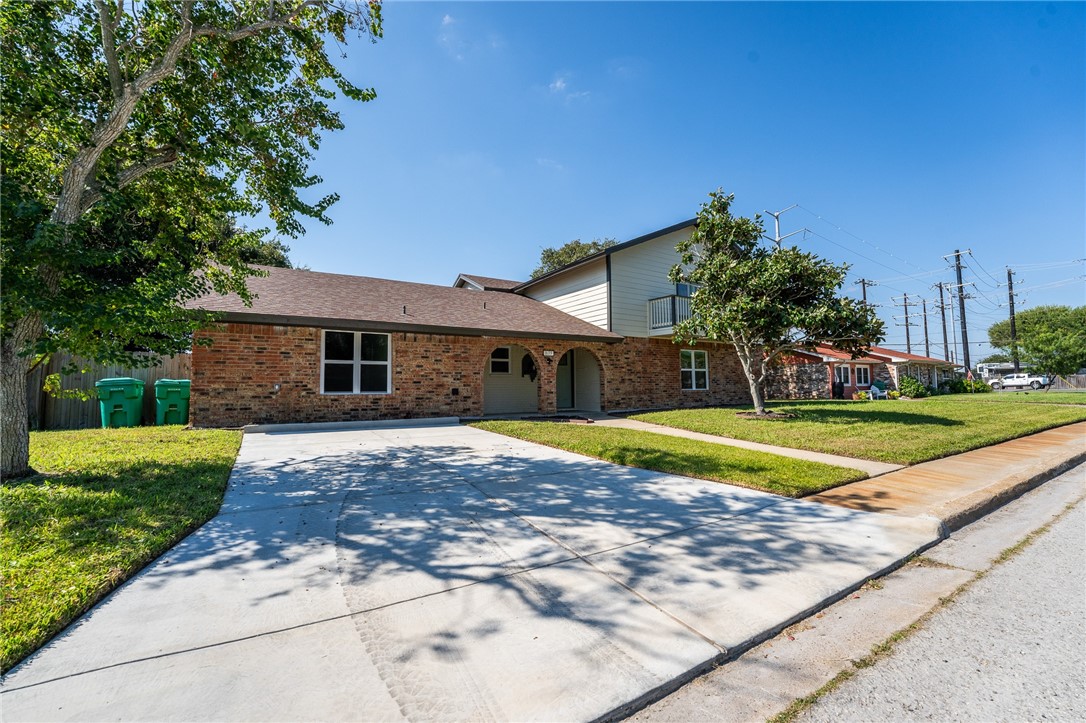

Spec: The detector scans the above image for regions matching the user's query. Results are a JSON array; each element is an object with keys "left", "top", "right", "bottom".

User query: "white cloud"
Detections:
[
  {"left": 536, "top": 158, "right": 565, "bottom": 172},
  {"left": 437, "top": 15, "right": 503, "bottom": 62},
  {"left": 547, "top": 74, "right": 591, "bottom": 104}
]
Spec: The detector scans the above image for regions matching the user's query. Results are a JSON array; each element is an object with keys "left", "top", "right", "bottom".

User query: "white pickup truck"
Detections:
[{"left": 990, "top": 373, "right": 1049, "bottom": 390}]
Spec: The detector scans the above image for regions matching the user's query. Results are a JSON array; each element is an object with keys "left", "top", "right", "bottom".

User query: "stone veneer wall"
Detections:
[
  {"left": 764, "top": 354, "right": 831, "bottom": 400},
  {"left": 191, "top": 323, "right": 751, "bottom": 427}
]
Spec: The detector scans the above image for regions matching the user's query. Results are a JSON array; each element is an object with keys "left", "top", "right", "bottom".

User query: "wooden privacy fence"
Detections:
[
  {"left": 1051, "top": 375, "right": 1086, "bottom": 390},
  {"left": 26, "top": 352, "right": 191, "bottom": 430}
]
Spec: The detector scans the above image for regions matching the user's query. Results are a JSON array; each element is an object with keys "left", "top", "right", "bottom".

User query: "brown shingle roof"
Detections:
[
  {"left": 866, "top": 345, "right": 955, "bottom": 365},
  {"left": 454, "top": 273, "right": 522, "bottom": 291},
  {"left": 812, "top": 345, "right": 892, "bottom": 363},
  {"left": 192, "top": 266, "right": 622, "bottom": 342}
]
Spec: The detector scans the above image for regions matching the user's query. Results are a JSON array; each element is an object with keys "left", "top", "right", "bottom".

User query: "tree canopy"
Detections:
[
  {"left": 987, "top": 306, "right": 1086, "bottom": 377},
  {"left": 530, "top": 238, "right": 617, "bottom": 278},
  {"left": 0, "top": 0, "right": 381, "bottom": 477},
  {"left": 670, "top": 189, "right": 884, "bottom": 414}
]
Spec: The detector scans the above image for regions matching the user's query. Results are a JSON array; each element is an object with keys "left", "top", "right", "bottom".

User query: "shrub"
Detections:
[
  {"left": 854, "top": 391, "right": 869, "bottom": 401},
  {"left": 943, "top": 378, "right": 967, "bottom": 394},
  {"left": 888, "top": 390, "right": 901, "bottom": 399},
  {"left": 898, "top": 375, "right": 930, "bottom": 398},
  {"left": 942, "top": 378, "right": 992, "bottom": 394}
]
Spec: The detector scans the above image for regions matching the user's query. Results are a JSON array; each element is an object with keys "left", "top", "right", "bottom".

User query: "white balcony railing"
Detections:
[{"left": 647, "top": 295, "right": 692, "bottom": 333}]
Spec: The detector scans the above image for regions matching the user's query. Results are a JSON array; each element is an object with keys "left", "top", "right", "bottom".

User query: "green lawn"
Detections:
[
  {"left": 941, "top": 391, "right": 1086, "bottom": 405},
  {"left": 1, "top": 426, "right": 241, "bottom": 673},
  {"left": 471, "top": 421, "right": 865, "bottom": 498},
  {"left": 633, "top": 398, "right": 1086, "bottom": 465}
]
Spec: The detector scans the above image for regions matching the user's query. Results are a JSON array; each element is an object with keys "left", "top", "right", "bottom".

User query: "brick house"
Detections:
[
  {"left": 190, "top": 220, "right": 754, "bottom": 427},
  {"left": 766, "top": 344, "right": 957, "bottom": 399}
]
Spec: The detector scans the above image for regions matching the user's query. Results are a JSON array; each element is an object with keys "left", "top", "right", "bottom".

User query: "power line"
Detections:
[
  {"left": 796, "top": 205, "right": 932, "bottom": 273},
  {"left": 1011, "top": 258, "right": 1085, "bottom": 270},
  {"left": 966, "top": 250, "right": 1003, "bottom": 289},
  {"left": 1011, "top": 276, "right": 1086, "bottom": 294}
]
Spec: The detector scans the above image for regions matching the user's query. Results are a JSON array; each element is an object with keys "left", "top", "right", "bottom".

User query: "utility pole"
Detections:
[
  {"left": 857, "top": 278, "right": 877, "bottom": 304},
  {"left": 922, "top": 298, "right": 931, "bottom": 358},
  {"left": 946, "top": 249, "right": 972, "bottom": 372},
  {"left": 903, "top": 293, "right": 911, "bottom": 354},
  {"left": 947, "top": 288, "right": 958, "bottom": 365},
  {"left": 1007, "top": 267, "right": 1020, "bottom": 372},
  {"left": 936, "top": 282, "right": 950, "bottom": 362},
  {"left": 764, "top": 205, "right": 802, "bottom": 249}
]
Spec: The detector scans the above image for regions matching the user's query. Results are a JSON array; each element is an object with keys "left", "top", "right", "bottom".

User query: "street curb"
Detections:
[{"left": 937, "top": 450, "right": 1086, "bottom": 532}]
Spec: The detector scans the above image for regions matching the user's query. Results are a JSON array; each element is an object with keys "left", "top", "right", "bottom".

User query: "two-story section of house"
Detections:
[
  {"left": 188, "top": 220, "right": 751, "bottom": 427},
  {"left": 509, "top": 220, "right": 750, "bottom": 413}
]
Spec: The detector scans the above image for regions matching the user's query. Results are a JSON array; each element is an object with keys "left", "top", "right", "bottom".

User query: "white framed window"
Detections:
[
  {"left": 675, "top": 283, "right": 699, "bottom": 297},
  {"left": 321, "top": 330, "right": 391, "bottom": 395},
  {"left": 834, "top": 365, "right": 851, "bottom": 385},
  {"left": 489, "top": 347, "right": 511, "bottom": 374},
  {"left": 680, "top": 349, "right": 709, "bottom": 390},
  {"left": 855, "top": 366, "right": 871, "bottom": 386}
]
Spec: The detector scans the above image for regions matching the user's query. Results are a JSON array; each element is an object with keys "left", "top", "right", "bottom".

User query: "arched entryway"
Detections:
[
  {"left": 483, "top": 344, "right": 540, "bottom": 414},
  {"left": 556, "top": 348, "right": 602, "bottom": 412}
]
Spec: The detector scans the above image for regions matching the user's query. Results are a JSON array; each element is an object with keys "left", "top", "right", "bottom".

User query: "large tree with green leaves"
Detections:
[
  {"left": 530, "top": 237, "right": 617, "bottom": 278},
  {"left": 671, "top": 190, "right": 885, "bottom": 414},
  {"left": 987, "top": 305, "right": 1086, "bottom": 377},
  {"left": 0, "top": 1, "right": 381, "bottom": 477}
]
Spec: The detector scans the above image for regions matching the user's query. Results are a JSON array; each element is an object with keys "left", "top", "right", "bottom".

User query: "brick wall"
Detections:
[{"left": 191, "top": 323, "right": 751, "bottom": 427}]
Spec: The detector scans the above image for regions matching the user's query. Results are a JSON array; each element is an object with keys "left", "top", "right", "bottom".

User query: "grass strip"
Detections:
[
  {"left": 470, "top": 421, "right": 865, "bottom": 497},
  {"left": 1, "top": 426, "right": 242, "bottom": 673},
  {"left": 633, "top": 399, "right": 1086, "bottom": 465}
]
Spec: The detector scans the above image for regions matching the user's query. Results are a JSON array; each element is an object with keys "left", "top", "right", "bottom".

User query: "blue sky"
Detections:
[{"left": 271, "top": 1, "right": 1085, "bottom": 362}]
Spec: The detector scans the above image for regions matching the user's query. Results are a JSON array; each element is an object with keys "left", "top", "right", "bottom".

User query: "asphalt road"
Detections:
[{"left": 798, "top": 496, "right": 1086, "bottom": 722}]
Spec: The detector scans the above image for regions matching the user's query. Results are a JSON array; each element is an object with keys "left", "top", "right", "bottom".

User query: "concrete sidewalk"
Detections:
[
  {"left": 591, "top": 416, "right": 901, "bottom": 477},
  {"left": 811, "top": 421, "right": 1086, "bottom": 530},
  {"left": 633, "top": 461, "right": 1086, "bottom": 722}
]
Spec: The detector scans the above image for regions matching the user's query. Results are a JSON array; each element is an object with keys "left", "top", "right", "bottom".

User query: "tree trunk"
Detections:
[
  {"left": 1, "top": 314, "right": 43, "bottom": 479},
  {"left": 733, "top": 342, "right": 768, "bottom": 414}
]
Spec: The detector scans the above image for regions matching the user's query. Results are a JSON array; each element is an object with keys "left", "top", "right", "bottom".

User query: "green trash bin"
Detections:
[
  {"left": 154, "top": 379, "right": 191, "bottom": 426},
  {"left": 95, "top": 377, "right": 144, "bottom": 428}
]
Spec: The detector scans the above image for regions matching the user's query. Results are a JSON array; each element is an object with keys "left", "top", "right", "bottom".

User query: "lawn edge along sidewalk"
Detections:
[{"left": 810, "top": 421, "right": 1086, "bottom": 533}]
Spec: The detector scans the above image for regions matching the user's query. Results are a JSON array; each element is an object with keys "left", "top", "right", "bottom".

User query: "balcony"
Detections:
[{"left": 647, "top": 295, "right": 692, "bottom": 336}]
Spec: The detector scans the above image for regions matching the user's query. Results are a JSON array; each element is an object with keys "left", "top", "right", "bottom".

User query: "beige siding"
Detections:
[
  {"left": 572, "top": 348, "right": 602, "bottom": 411},
  {"left": 609, "top": 227, "right": 693, "bottom": 337},
  {"left": 523, "top": 259, "right": 608, "bottom": 329},
  {"left": 483, "top": 345, "right": 539, "bottom": 414}
]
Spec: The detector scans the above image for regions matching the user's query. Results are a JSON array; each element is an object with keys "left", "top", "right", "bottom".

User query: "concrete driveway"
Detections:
[{"left": 1, "top": 422, "right": 938, "bottom": 722}]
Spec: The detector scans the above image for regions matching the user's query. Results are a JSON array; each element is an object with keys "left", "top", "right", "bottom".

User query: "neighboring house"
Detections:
[
  {"left": 865, "top": 345, "right": 958, "bottom": 389},
  {"left": 766, "top": 344, "right": 957, "bottom": 399},
  {"left": 190, "top": 219, "right": 752, "bottom": 427}
]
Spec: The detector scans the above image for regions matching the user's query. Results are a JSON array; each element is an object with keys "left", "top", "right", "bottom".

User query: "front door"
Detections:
[{"left": 556, "top": 350, "right": 574, "bottom": 409}]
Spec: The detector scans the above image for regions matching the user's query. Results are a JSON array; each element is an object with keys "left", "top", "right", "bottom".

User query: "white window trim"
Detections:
[
  {"left": 320, "top": 330, "right": 392, "bottom": 395},
  {"left": 680, "top": 349, "right": 709, "bottom": 391},
  {"left": 855, "top": 366, "right": 871, "bottom": 387},
  {"left": 489, "top": 346, "right": 511, "bottom": 375},
  {"left": 835, "top": 364, "right": 851, "bottom": 385}
]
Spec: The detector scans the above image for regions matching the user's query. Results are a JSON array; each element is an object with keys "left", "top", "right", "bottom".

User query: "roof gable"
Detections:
[
  {"left": 513, "top": 218, "right": 695, "bottom": 292},
  {"left": 453, "top": 273, "right": 521, "bottom": 291}
]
